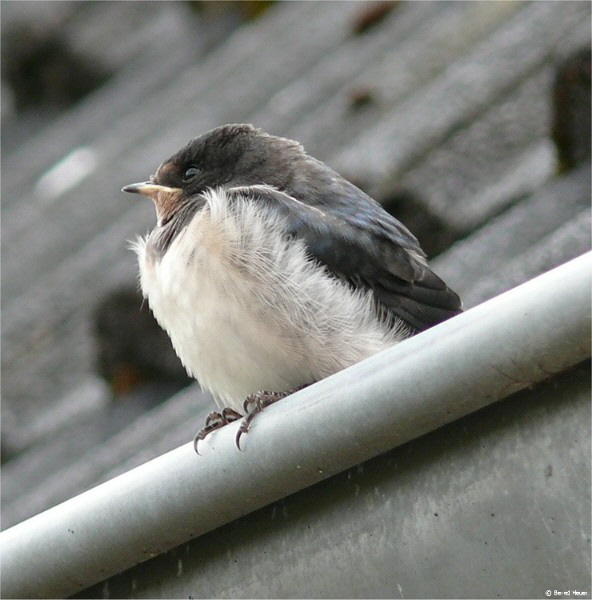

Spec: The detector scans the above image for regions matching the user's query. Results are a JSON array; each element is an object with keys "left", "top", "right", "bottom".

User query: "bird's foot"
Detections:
[
  {"left": 194, "top": 385, "right": 309, "bottom": 454},
  {"left": 193, "top": 407, "right": 242, "bottom": 454},
  {"left": 235, "top": 385, "right": 309, "bottom": 450}
]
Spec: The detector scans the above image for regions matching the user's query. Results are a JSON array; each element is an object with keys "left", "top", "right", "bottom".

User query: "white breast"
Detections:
[{"left": 133, "top": 188, "right": 408, "bottom": 413}]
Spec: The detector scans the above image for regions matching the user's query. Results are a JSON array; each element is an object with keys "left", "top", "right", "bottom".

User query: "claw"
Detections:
[
  {"left": 193, "top": 431, "right": 204, "bottom": 456},
  {"left": 234, "top": 386, "right": 308, "bottom": 450},
  {"left": 193, "top": 409, "right": 242, "bottom": 455},
  {"left": 235, "top": 411, "right": 258, "bottom": 450}
]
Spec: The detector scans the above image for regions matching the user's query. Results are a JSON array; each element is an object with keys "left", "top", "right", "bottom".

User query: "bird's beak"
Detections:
[{"left": 121, "top": 182, "right": 181, "bottom": 198}]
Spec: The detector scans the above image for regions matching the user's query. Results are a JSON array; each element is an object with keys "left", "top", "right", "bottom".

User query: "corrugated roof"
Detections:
[{"left": 1, "top": 0, "right": 590, "bottom": 571}]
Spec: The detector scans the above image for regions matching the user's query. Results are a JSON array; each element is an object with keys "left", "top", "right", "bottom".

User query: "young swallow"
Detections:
[{"left": 123, "top": 124, "right": 462, "bottom": 452}]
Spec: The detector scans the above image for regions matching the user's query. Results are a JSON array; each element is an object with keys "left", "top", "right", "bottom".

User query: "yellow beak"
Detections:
[{"left": 122, "top": 182, "right": 181, "bottom": 198}]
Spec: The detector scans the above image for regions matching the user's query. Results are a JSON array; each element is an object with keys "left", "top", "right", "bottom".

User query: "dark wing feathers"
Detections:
[{"left": 227, "top": 185, "right": 462, "bottom": 331}]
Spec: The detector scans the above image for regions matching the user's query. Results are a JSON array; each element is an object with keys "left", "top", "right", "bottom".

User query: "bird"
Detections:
[{"left": 122, "top": 123, "right": 462, "bottom": 452}]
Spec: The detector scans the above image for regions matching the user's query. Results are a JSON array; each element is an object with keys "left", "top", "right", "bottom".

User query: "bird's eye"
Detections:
[{"left": 183, "top": 166, "right": 201, "bottom": 182}]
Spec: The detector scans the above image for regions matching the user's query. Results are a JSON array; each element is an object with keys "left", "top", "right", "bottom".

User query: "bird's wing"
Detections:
[{"left": 226, "top": 185, "right": 462, "bottom": 331}]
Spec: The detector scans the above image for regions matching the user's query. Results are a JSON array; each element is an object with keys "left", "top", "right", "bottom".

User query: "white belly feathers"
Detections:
[{"left": 133, "top": 187, "right": 407, "bottom": 412}]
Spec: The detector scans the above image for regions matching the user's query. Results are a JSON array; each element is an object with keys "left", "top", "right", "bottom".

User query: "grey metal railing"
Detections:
[{"left": 1, "top": 252, "right": 590, "bottom": 599}]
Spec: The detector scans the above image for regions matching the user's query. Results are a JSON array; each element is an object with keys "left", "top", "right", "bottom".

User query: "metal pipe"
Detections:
[{"left": 2, "top": 252, "right": 590, "bottom": 599}]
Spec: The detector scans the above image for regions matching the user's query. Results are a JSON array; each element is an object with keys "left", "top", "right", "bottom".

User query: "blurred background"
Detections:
[{"left": 1, "top": 0, "right": 590, "bottom": 531}]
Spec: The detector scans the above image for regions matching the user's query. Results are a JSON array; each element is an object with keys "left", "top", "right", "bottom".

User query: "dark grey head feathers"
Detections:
[{"left": 154, "top": 124, "right": 306, "bottom": 196}]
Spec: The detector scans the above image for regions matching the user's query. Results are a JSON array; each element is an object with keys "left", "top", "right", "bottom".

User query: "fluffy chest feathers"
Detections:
[{"left": 134, "top": 187, "right": 407, "bottom": 412}]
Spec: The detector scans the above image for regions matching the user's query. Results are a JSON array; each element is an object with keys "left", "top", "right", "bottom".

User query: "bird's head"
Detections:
[{"left": 122, "top": 124, "right": 305, "bottom": 226}]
